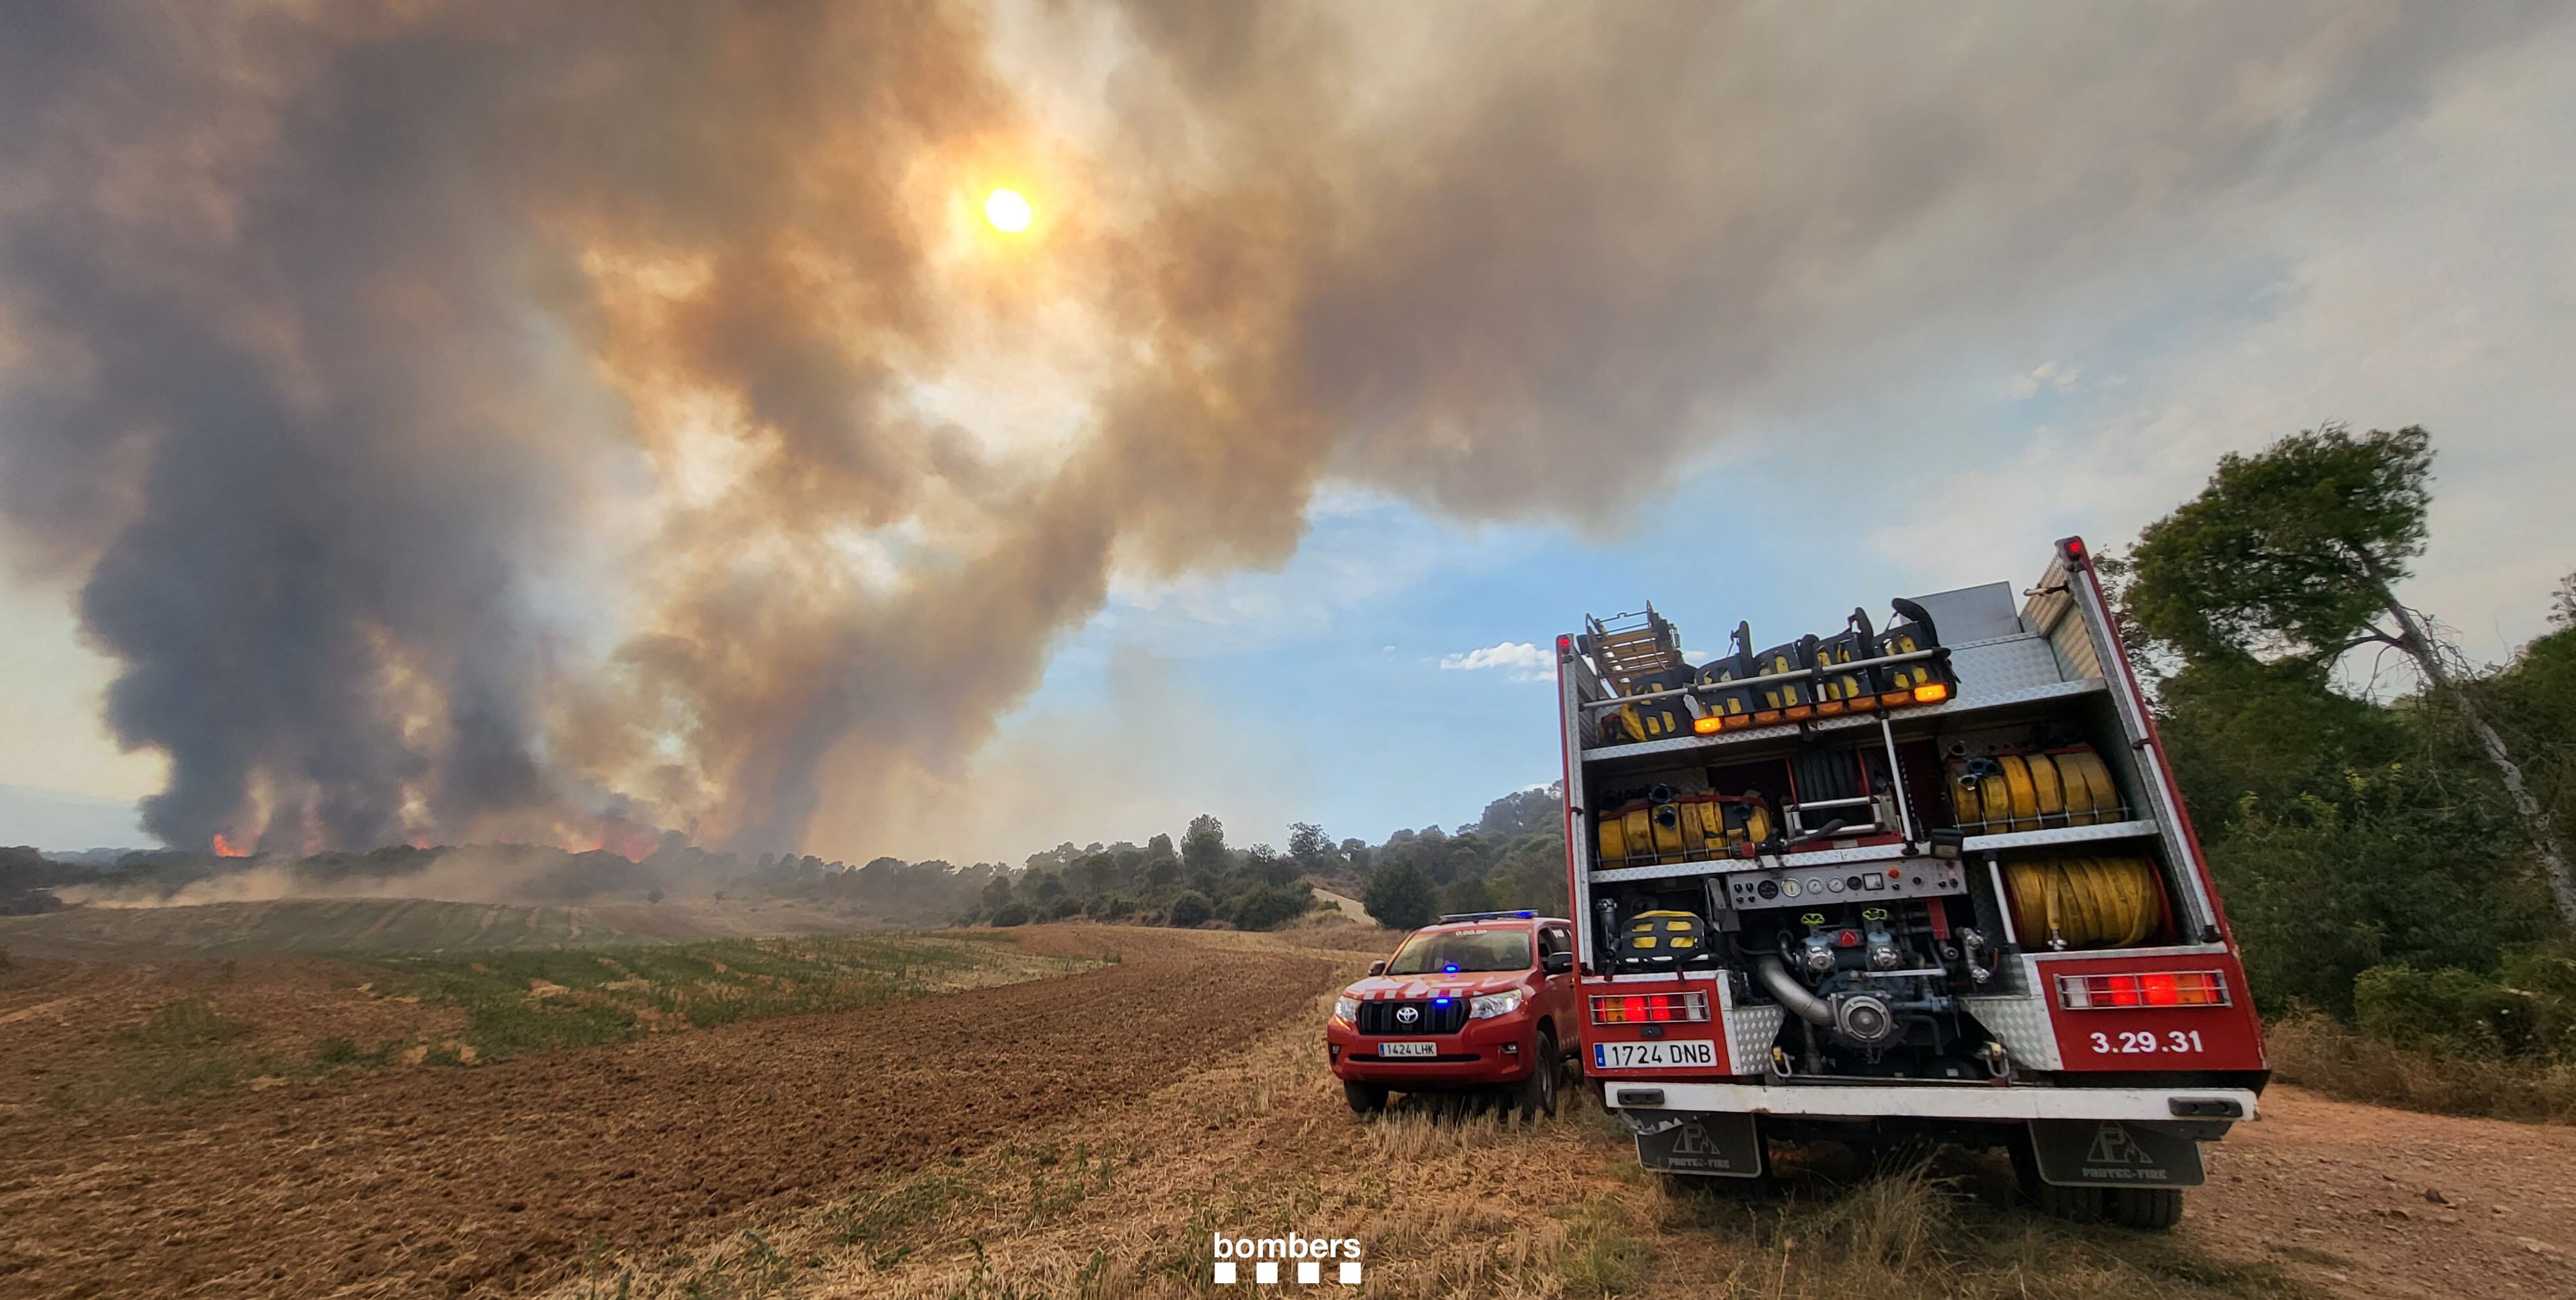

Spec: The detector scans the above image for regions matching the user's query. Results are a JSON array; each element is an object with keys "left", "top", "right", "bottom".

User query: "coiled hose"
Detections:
[{"left": 2002, "top": 856, "right": 2163, "bottom": 948}]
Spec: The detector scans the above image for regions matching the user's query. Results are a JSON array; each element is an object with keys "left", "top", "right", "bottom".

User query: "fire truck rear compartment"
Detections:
[{"left": 1561, "top": 549, "right": 2268, "bottom": 1207}]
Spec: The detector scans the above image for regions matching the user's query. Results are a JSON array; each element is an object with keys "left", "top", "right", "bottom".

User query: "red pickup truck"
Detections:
[{"left": 1325, "top": 910, "right": 1580, "bottom": 1118}]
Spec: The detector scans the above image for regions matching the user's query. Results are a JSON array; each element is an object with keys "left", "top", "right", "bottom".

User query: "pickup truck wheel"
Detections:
[
  {"left": 1343, "top": 1080, "right": 1388, "bottom": 1115},
  {"left": 2103, "top": 1186, "right": 2184, "bottom": 1231},
  {"left": 1514, "top": 1030, "right": 1560, "bottom": 1122}
]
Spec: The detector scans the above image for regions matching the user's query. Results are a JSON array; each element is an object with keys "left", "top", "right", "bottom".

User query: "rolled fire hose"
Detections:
[
  {"left": 1754, "top": 954, "right": 1835, "bottom": 1026},
  {"left": 2002, "top": 856, "right": 2161, "bottom": 948}
]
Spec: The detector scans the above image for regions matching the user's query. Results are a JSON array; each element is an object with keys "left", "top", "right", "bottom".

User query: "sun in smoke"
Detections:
[{"left": 983, "top": 187, "right": 1033, "bottom": 233}]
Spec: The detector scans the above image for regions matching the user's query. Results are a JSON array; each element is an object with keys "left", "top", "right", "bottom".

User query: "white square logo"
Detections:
[
  {"left": 1255, "top": 1261, "right": 1278, "bottom": 1284},
  {"left": 1340, "top": 1261, "right": 1364, "bottom": 1284},
  {"left": 1213, "top": 1261, "right": 1236, "bottom": 1285},
  {"left": 1298, "top": 1261, "right": 1320, "bottom": 1284}
]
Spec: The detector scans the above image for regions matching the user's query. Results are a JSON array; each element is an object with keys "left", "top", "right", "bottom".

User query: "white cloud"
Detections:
[
  {"left": 1439, "top": 642, "right": 1553, "bottom": 680},
  {"left": 2007, "top": 361, "right": 2080, "bottom": 399}
]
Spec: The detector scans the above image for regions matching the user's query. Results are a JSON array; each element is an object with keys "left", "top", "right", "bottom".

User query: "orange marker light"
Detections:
[
  {"left": 1912, "top": 682, "right": 1951, "bottom": 703},
  {"left": 1693, "top": 716, "right": 1725, "bottom": 734}
]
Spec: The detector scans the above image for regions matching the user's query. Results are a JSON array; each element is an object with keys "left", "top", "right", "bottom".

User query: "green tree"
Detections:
[
  {"left": 1340, "top": 838, "right": 1372, "bottom": 875},
  {"left": 1287, "top": 821, "right": 1334, "bottom": 867},
  {"left": 1181, "top": 814, "right": 1228, "bottom": 879},
  {"left": 2155, "top": 657, "right": 2406, "bottom": 828},
  {"left": 1364, "top": 861, "right": 1436, "bottom": 932},
  {"left": 1438, "top": 875, "right": 1493, "bottom": 917},
  {"left": 2208, "top": 765, "right": 2546, "bottom": 1016},
  {"left": 1167, "top": 891, "right": 1214, "bottom": 928},
  {"left": 2127, "top": 425, "right": 2575, "bottom": 926},
  {"left": 1473, "top": 784, "right": 1563, "bottom": 839}
]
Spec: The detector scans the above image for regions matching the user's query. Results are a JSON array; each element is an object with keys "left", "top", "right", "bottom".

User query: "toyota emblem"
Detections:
[{"left": 1396, "top": 1006, "right": 1420, "bottom": 1024}]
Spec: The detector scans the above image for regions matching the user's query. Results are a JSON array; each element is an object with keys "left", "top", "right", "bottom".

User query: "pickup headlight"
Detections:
[
  {"left": 1332, "top": 995, "right": 1360, "bottom": 1024},
  {"left": 1470, "top": 989, "right": 1526, "bottom": 1020}
]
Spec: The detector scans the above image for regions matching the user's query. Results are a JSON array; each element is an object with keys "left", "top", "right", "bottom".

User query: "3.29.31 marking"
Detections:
[{"left": 2089, "top": 1029, "right": 2203, "bottom": 1055}]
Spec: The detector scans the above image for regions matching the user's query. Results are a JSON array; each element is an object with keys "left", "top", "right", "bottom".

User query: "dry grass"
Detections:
[
  {"left": 543, "top": 946, "right": 2316, "bottom": 1300},
  {"left": 2267, "top": 1009, "right": 2576, "bottom": 1124}
]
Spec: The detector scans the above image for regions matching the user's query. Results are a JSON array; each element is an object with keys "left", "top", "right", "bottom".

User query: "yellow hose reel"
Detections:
[
  {"left": 2001, "top": 855, "right": 2163, "bottom": 949},
  {"left": 1948, "top": 746, "right": 2124, "bottom": 832}
]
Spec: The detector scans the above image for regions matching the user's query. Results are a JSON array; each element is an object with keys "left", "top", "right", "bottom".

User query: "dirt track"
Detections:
[
  {"left": 0, "top": 928, "right": 1338, "bottom": 1299},
  {"left": 2192, "top": 1085, "right": 2576, "bottom": 1297}
]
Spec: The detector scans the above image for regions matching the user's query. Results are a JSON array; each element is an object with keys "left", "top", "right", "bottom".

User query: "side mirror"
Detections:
[
  {"left": 1367, "top": 960, "right": 1387, "bottom": 976},
  {"left": 1542, "top": 951, "right": 1574, "bottom": 975}
]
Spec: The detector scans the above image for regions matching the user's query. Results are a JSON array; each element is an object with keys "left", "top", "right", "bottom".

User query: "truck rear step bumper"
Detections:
[{"left": 1603, "top": 1081, "right": 2257, "bottom": 1123}]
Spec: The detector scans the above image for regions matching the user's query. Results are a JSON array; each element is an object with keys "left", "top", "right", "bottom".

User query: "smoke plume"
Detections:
[{"left": 0, "top": 1, "right": 2539, "bottom": 856}]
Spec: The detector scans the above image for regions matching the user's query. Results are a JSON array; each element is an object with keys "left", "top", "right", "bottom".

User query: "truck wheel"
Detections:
[
  {"left": 1514, "top": 1029, "right": 1560, "bottom": 1122},
  {"left": 1343, "top": 1080, "right": 1388, "bottom": 1115},
  {"left": 2103, "top": 1186, "right": 2184, "bottom": 1231},
  {"left": 2009, "top": 1128, "right": 2101, "bottom": 1223}
]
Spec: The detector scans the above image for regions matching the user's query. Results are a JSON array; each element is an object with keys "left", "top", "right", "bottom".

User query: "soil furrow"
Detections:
[{"left": 0, "top": 929, "right": 1337, "bottom": 1299}]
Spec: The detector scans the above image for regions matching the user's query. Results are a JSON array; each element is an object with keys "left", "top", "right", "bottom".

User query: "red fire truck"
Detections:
[{"left": 1557, "top": 537, "right": 2264, "bottom": 1228}]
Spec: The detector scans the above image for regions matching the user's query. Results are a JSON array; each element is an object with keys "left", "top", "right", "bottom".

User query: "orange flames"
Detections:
[
  {"left": 562, "top": 817, "right": 665, "bottom": 863},
  {"left": 211, "top": 833, "right": 249, "bottom": 857}
]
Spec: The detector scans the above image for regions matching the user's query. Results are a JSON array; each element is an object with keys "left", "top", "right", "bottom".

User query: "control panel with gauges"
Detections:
[{"left": 1725, "top": 857, "right": 1967, "bottom": 911}]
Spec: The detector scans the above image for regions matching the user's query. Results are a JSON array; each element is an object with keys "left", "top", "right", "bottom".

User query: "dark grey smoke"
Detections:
[{"left": 0, "top": 1, "right": 2545, "bottom": 857}]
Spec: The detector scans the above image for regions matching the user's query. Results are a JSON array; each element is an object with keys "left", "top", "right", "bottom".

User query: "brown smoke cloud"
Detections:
[{"left": 0, "top": 1, "right": 2543, "bottom": 857}]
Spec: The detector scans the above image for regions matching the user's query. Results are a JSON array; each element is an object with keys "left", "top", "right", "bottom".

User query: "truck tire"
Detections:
[
  {"left": 2009, "top": 1128, "right": 2102, "bottom": 1223},
  {"left": 1343, "top": 1080, "right": 1388, "bottom": 1115},
  {"left": 2103, "top": 1186, "right": 2184, "bottom": 1231},
  {"left": 1513, "top": 1029, "right": 1560, "bottom": 1122}
]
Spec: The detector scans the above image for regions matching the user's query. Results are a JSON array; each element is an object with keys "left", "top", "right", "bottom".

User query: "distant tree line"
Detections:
[{"left": 954, "top": 787, "right": 1570, "bottom": 934}]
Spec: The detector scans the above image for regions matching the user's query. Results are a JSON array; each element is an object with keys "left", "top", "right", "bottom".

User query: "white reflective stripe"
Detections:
[{"left": 1606, "top": 1081, "right": 2258, "bottom": 1122}]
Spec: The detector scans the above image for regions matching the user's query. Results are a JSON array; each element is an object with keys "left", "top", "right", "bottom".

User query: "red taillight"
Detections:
[
  {"left": 1591, "top": 991, "right": 1710, "bottom": 1024},
  {"left": 2057, "top": 971, "right": 2230, "bottom": 1009}
]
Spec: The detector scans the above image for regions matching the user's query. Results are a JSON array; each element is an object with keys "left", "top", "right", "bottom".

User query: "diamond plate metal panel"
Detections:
[
  {"left": 1724, "top": 1003, "right": 1786, "bottom": 1073},
  {"left": 1948, "top": 635, "right": 2069, "bottom": 697},
  {"left": 1961, "top": 989, "right": 2063, "bottom": 1070}
]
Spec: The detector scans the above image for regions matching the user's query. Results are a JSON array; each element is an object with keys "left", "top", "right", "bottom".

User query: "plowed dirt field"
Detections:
[{"left": 0, "top": 927, "right": 1338, "bottom": 1298}]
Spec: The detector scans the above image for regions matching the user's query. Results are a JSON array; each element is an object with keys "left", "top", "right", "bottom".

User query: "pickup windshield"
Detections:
[{"left": 1387, "top": 929, "right": 1530, "bottom": 975}]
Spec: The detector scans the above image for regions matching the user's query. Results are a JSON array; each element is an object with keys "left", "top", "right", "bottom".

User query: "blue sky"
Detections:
[{"left": 4, "top": 3, "right": 2574, "bottom": 863}]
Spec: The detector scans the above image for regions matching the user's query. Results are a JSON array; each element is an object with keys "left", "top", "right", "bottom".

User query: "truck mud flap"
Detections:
[
  {"left": 2027, "top": 1119, "right": 2204, "bottom": 1188},
  {"left": 1631, "top": 1111, "right": 1765, "bottom": 1179}
]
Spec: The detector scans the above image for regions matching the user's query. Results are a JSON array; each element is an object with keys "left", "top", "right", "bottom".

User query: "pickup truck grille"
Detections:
[{"left": 1357, "top": 999, "right": 1470, "bottom": 1036}]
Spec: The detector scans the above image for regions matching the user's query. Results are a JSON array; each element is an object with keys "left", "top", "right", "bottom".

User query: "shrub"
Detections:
[
  {"left": 989, "top": 903, "right": 1031, "bottom": 928},
  {"left": 1043, "top": 896, "right": 1083, "bottom": 921},
  {"left": 1166, "top": 891, "right": 1213, "bottom": 928},
  {"left": 2270, "top": 1006, "right": 2576, "bottom": 1123},
  {"left": 2353, "top": 964, "right": 2548, "bottom": 1057},
  {"left": 1226, "top": 884, "right": 1311, "bottom": 932}
]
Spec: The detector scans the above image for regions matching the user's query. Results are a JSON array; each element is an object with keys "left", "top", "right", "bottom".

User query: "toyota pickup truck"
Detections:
[{"left": 1326, "top": 910, "right": 1579, "bottom": 1120}]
